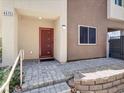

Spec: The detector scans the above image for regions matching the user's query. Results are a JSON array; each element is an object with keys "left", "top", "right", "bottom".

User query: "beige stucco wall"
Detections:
[
  {"left": 0, "top": 0, "right": 2, "bottom": 45},
  {"left": 108, "top": 0, "right": 124, "bottom": 21},
  {"left": 0, "top": 14, "right": 1, "bottom": 38},
  {"left": 1, "top": 0, "right": 18, "bottom": 66},
  {"left": 67, "top": 0, "right": 124, "bottom": 61},
  {"left": 15, "top": 0, "right": 67, "bottom": 62},
  {"left": 0, "top": 0, "right": 1, "bottom": 36},
  {"left": 14, "top": 0, "right": 66, "bottom": 20},
  {"left": 1, "top": 11, "right": 18, "bottom": 66},
  {"left": 0, "top": 0, "right": 67, "bottom": 65},
  {"left": 54, "top": 18, "right": 61, "bottom": 61},
  {"left": 54, "top": 17, "right": 67, "bottom": 63},
  {"left": 1, "top": 0, "right": 67, "bottom": 65},
  {"left": 19, "top": 16, "right": 67, "bottom": 62},
  {"left": 18, "top": 16, "right": 55, "bottom": 59},
  {"left": 0, "top": 17, "right": 1, "bottom": 38}
]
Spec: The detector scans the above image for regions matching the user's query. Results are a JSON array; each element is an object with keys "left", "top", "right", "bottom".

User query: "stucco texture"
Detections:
[
  {"left": 67, "top": 0, "right": 124, "bottom": 61},
  {"left": 18, "top": 16, "right": 54, "bottom": 59}
]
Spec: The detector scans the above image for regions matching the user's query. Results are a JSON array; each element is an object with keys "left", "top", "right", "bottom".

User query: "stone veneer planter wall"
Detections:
[{"left": 74, "top": 70, "right": 124, "bottom": 93}]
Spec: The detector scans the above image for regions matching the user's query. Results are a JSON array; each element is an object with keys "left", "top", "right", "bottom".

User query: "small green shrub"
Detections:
[
  {"left": 0, "top": 66, "right": 22, "bottom": 93},
  {"left": 0, "top": 67, "right": 10, "bottom": 86},
  {"left": 10, "top": 67, "right": 20, "bottom": 93},
  {"left": 0, "top": 68, "right": 6, "bottom": 86}
]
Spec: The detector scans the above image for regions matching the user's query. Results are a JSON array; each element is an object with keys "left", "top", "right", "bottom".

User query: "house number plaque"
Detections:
[{"left": 3, "top": 10, "right": 13, "bottom": 16}]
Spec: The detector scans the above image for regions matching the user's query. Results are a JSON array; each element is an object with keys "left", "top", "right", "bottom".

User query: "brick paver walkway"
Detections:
[
  {"left": 22, "top": 61, "right": 67, "bottom": 91},
  {"left": 22, "top": 58, "right": 124, "bottom": 93},
  {"left": 59, "top": 58, "right": 124, "bottom": 78}
]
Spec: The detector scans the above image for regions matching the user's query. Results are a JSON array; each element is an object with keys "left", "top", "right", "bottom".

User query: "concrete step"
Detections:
[
  {"left": 22, "top": 76, "right": 68, "bottom": 92},
  {"left": 22, "top": 65, "right": 69, "bottom": 92},
  {"left": 23, "top": 82, "right": 71, "bottom": 93}
]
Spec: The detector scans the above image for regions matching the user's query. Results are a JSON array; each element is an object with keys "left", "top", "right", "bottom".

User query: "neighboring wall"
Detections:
[
  {"left": 0, "top": 0, "right": 1, "bottom": 36},
  {"left": 18, "top": 16, "right": 54, "bottom": 59},
  {"left": 108, "top": 0, "right": 124, "bottom": 21},
  {"left": 0, "top": 17, "right": 2, "bottom": 47},
  {"left": 67, "top": 0, "right": 124, "bottom": 61}
]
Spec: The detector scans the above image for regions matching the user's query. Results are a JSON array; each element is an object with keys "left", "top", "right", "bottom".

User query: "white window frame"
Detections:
[
  {"left": 78, "top": 25, "right": 97, "bottom": 45},
  {"left": 115, "top": 0, "right": 123, "bottom": 7}
]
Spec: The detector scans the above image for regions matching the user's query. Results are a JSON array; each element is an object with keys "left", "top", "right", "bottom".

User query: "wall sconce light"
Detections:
[
  {"left": 38, "top": 17, "right": 43, "bottom": 20},
  {"left": 62, "top": 25, "right": 66, "bottom": 29}
]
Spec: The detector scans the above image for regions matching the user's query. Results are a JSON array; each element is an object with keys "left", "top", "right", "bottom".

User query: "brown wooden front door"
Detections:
[{"left": 39, "top": 28, "right": 54, "bottom": 58}]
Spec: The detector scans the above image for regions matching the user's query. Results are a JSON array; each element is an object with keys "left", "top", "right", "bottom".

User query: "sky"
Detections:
[{"left": 108, "top": 31, "right": 120, "bottom": 37}]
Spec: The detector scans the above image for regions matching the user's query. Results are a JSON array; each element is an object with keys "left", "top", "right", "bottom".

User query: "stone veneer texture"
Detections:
[{"left": 74, "top": 70, "right": 124, "bottom": 93}]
